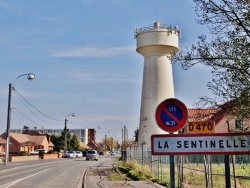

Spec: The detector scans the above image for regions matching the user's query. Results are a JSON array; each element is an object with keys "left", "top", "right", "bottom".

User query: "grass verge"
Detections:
[{"left": 109, "top": 159, "right": 156, "bottom": 182}]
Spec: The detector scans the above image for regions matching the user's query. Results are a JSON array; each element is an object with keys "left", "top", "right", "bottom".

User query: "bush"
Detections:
[
  {"left": 118, "top": 165, "right": 130, "bottom": 173},
  {"left": 118, "top": 161, "right": 155, "bottom": 181}
]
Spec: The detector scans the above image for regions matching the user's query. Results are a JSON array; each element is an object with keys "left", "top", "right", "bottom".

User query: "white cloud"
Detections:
[{"left": 52, "top": 46, "right": 134, "bottom": 57}]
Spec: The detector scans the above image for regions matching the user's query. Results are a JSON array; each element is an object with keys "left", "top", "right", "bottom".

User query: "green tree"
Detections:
[
  {"left": 50, "top": 134, "right": 62, "bottom": 152},
  {"left": 70, "top": 134, "right": 80, "bottom": 151},
  {"left": 174, "top": 0, "right": 250, "bottom": 120}
]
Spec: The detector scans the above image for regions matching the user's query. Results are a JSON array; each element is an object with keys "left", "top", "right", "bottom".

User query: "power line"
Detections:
[
  {"left": 12, "top": 108, "right": 40, "bottom": 127},
  {"left": 13, "top": 88, "right": 63, "bottom": 122},
  {"left": 12, "top": 110, "right": 33, "bottom": 128},
  {"left": 12, "top": 91, "right": 63, "bottom": 128}
]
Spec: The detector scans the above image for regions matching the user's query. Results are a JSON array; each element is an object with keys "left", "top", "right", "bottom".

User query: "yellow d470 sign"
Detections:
[{"left": 187, "top": 121, "right": 215, "bottom": 133}]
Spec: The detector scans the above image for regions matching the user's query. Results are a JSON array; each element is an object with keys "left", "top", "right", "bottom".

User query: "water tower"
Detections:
[{"left": 135, "top": 22, "right": 181, "bottom": 146}]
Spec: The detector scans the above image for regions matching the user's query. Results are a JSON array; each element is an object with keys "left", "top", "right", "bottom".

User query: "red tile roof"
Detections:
[
  {"left": 10, "top": 133, "right": 30, "bottom": 143},
  {"left": 188, "top": 108, "right": 225, "bottom": 124},
  {"left": 27, "top": 135, "right": 46, "bottom": 145}
]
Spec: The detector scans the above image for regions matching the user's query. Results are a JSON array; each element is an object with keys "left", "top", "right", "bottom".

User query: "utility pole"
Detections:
[
  {"left": 64, "top": 113, "right": 75, "bottom": 153},
  {"left": 64, "top": 119, "right": 67, "bottom": 153},
  {"left": 126, "top": 127, "right": 128, "bottom": 142},
  {"left": 104, "top": 134, "right": 106, "bottom": 150},
  {"left": 124, "top": 125, "right": 126, "bottom": 146},
  {"left": 122, "top": 128, "right": 124, "bottom": 147}
]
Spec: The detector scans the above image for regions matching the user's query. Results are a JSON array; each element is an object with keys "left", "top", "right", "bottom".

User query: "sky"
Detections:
[{"left": 0, "top": 0, "right": 212, "bottom": 143}]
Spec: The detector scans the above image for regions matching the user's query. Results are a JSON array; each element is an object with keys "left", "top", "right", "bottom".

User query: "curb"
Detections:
[{"left": 81, "top": 167, "right": 89, "bottom": 188}]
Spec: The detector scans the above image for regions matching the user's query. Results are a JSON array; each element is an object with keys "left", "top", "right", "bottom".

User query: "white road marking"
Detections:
[
  {"left": 0, "top": 168, "right": 52, "bottom": 188},
  {"left": 0, "top": 160, "right": 69, "bottom": 173}
]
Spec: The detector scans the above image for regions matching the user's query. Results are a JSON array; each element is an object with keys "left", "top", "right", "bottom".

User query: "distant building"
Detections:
[{"left": 10, "top": 128, "right": 96, "bottom": 144}]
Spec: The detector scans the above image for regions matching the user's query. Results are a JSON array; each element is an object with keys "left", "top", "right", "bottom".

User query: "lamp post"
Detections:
[
  {"left": 5, "top": 73, "right": 35, "bottom": 165},
  {"left": 64, "top": 113, "right": 75, "bottom": 153}
]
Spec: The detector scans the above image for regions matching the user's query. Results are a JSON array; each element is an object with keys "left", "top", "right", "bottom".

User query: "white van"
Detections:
[{"left": 86, "top": 150, "right": 98, "bottom": 161}]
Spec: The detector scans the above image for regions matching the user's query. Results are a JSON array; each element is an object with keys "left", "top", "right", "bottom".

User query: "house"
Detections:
[
  {"left": 0, "top": 137, "right": 5, "bottom": 153},
  {"left": 0, "top": 132, "right": 35, "bottom": 154},
  {"left": 22, "top": 129, "right": 54, "bottom": 151},
  {"left": 187, "top": 107, "right": 250, "bottom": 133},
  {"left": 27, "top": 135, "right": 51, "bottom": 152},
  {"left": 0, "top": 132, "right": 53, "bottom": 154}
]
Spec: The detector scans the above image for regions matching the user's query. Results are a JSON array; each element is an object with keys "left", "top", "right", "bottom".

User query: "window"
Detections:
[{"left": 235, "top": 119, "right": 243, "bottom": 129}]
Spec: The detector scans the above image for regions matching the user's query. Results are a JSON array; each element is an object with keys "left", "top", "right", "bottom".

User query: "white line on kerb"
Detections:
[{"left": 0, "top": 168, "right": 52, "bottom": 188}]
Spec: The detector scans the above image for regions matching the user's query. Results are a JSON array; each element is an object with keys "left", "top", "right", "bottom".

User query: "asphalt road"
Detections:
[{"left": 0, "top": 156, "right": 115, "bottom": 188}]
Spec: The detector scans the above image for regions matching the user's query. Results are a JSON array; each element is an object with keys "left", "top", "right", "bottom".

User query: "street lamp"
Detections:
[
  {"left": 5, "top": 73, "right": 35, "bottom": 165},
  {"left": 64, "top": 113, "right": 75, "bottom": 153}
]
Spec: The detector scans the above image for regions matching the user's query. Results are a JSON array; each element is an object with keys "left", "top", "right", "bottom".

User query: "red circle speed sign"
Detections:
[{"left": 155, "top": 98, "right": 188, "bottom": 132}]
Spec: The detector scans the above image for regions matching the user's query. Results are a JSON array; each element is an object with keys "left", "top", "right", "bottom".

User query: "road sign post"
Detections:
[{"left": 155, "top": 98, "right": 188, "bottom": 188}]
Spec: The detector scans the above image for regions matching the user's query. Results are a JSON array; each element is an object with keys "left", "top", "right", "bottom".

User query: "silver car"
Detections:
[
  {"left": 75, "top": 151, "right": 83, "bottom": 158},
  {"left": 86, "top": 150, "right": 98, "bottom": 161},
  {"left": 62, "top": 150, "right": 76, "bottom": 158}
]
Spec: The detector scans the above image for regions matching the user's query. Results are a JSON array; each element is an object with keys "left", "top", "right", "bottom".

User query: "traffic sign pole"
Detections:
[
  {"left": 225, "top": 155, "right": 231, "bottom": 188},
  {"left": 170, "top": 133, "right": 175, "bottom": 188},
  {"left": 155, "top": 98, "right": 188, "bottom": 188}
]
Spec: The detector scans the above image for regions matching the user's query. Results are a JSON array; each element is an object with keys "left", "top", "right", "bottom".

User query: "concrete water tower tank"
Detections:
[{"left": 135, "top": 22, "right": 181, "bottom": 146}]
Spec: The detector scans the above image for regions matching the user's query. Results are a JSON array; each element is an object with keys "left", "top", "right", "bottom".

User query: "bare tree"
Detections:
[
  {"left": 101, "top": 137, "right": 118, "bottom": 151},
  {"left": 174, "top": 0, "right": 250, "bottom": 119}
]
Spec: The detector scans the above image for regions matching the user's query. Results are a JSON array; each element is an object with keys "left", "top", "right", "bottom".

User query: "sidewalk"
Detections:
[{"left": 84, "top": 164, "right": 165, "bottom": 188}]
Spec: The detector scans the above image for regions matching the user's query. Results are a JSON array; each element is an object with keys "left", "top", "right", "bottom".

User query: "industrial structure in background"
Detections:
[{"left": 134, "top": 22, "right": 181, "bottom": 146}]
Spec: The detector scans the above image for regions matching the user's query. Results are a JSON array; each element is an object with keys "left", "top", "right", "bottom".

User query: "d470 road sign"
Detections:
[
  {"left": 187, "top": 121, "right": 215, "bottom": 133},
  {"left": 155, "top": 98, "right": 188, "bottom": 133}
]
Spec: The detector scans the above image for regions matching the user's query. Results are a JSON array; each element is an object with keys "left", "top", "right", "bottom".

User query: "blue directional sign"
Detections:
[{"left": 155, "top": 98, "right": 188, "bottom": 132}]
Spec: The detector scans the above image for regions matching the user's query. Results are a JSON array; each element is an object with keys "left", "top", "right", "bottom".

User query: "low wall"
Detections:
[
  {"left": 42, "top": 153, "right": 60, "bottom": 159},
  {"left": 10, "top": 153, "right": 62, "bottom": 162},
  {"left": 11, "top": 155, "right": 39, "bottom": 162}
]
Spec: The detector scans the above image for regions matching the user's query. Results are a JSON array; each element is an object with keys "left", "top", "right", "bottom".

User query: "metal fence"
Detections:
[{"left": 125, "top": 145, "right": 250, "bottom": 188}]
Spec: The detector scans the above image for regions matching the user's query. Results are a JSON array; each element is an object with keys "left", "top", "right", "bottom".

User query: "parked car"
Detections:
[
  {"left": 30, "top": 149, "right": 47, "bottom": 155},
  {"left": 86, "top": 150, "right": 98, "bottom": 161},
  {"left": 111, "top": 151, "right": 116, "bottom": 155},
  {"left": 62, "top": 151, "right": 76, "bottom": 158},
  {"left": 75, "top": 151, "right": 83, "bottom": 158}
]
